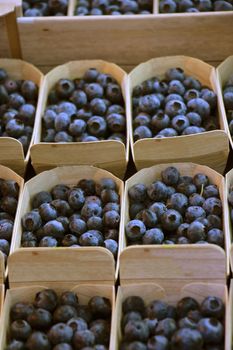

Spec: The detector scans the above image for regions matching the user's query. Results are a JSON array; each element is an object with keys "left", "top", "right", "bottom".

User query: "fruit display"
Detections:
[
  {"left": 41, "top": 68, "right": 126, "bottom": 144},
  {"left": 119, "top": 294, "right": 225, "bottom": 349},
  {"left": 132, "top": 67, "right": 219, "bottom": 141},
  {"left": 159, "top": 0, "right": 233, "bottom": 12},
  {"left": 22, "top": 0, "right": 68, "bottom": 16},
  {"left": 0, "top": 67, "right": 38, "bottom": 156},
  {"left": 5, "top": 289, "right": 112, "bottom": 350},
  {"left": 126, "top": 166, "right": 224, "bottom": 246},
  {"left": 75, "top": 0, "right": 153, "bottom": 15},
  {"left": 0, "top": 177, "right": 20, "bottom": 266},
  {"left": 223, "top": 74, "right": 233, "bottom": 138},
  {"left": 20, "top": 176, "right": 120, "bottom": 258}
]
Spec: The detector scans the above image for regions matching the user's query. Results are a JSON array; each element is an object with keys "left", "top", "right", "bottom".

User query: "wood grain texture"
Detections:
[
  {"left": 0, "top": 165, "right": 24, "bottom": 283},
  {"left": 9, "top": 165, "right": 124, "bottom": 287},
  {"left": 127, "top": 56, "right": 229, "bottom": 174},
  {"left": 0, "top": 284, "right": 4, "bottom": 317},
  {"left": 120, "top": 163, "right": 229, "bottom": 286},
  {"left": 111, "top": 282, "right": 228, "bottom": 349},
  {"left": 30, "top": 60, "right": 129, "bottom": 179},
  {"left": 217, "top": 56, "right": 233, "bottom": 151},
  {"left": 225, "top": 169, "right": 233, "bottom": 276},
  {"left": 17, "top": 13, "right": 233, "bottom": 67},
  {"left": 227, "top": 279, "right": 233, "bottom": 349},
  {"left": 0, "top": 284, "right": 115, "bottom": 349},
  {"left": 0, "top": 59, "right": 44, "bottom": 175}
]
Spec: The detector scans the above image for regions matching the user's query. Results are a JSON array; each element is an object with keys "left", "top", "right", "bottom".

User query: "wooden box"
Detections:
[
  {"left": 30, "top": 60, "right": 129, "bottom": 179},
  {"left": 127, "top": 56, "right": 229, "bottom": 174},
  {"left": 13, "top": 0, "right": 233, "bottom": 74},
  {"left": 9, "top": 165, "right": 124, "bottom": 289},
  {"left": 0, "top": 284, "right": 4, "bottom": 317},
  {"left": 110, "top": 282, "right": 230, "bottom": 349},
  {"left": 120, "top": 163, "right": 230, "bottom": 289},
  {"left": 0, "top": 165, "right": 24, "bottom": 284},
  {"left": 229, "top": 279, "right": 233, "bottom": 349},
  {"left": 0, "top": 59, "right": 43, "bottom": 176},
  {"left": 225, "top": 168, "right": 233, "bottom": 275},
  {"left": 217, "top": 55, "right": 233, "bottom": 150},
  {"left": 0, "top": 3, "right": 21, "bottom": 59},
  {"left": 0, "top": 284, "right": 115, "bottom": 348}
]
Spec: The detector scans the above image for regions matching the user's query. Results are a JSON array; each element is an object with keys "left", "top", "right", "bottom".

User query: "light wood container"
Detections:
[
  {"left": 225, "top": 168, "right": 233, "bottom": 275},
  {"left": 0, "top": 284, "right": 115, "bottom": 348},
  {"left": 120, "top": 163, "right": 229, "bottom": 289},
  {"left": 0, "top": 165, "right": 24, "bottom": 283},
  {"left": 217, "top": 56, "right": 233, "bottom": 150},
  {"left": 0, "top": 3, "right": 21, "bottom": 59},
  {"left": 229, "top": 279, "right": 233, "bottom": 349},
  {"left": 0, "top": 284, "right": 4, "bottom": 317},
  {"left": 13, "top": 0, "right": 233, "bottom": 74},
  {"left": 9, "top": 165, "right": 124, "bottom": 289},
  {"left": 110, "top": 282, "right": 230, "bottom": 349},
  {"left": 128, "top": 56, "right": 229, "bottom": 174},
  {"left": 30, "top": 60, "right": 129, "bottom": 179},
  {"left": 0, "top": 59, "right": 43, "bottom": 176}
]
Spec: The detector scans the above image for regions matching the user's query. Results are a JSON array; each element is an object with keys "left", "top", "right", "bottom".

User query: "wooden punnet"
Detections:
[
  {"left": 110, "top": 282, "right": 230, "bottom": 349},
  {"left": 0, "top": 59, "right": 43, "bottom": 175},
  {"left": 30, "top": 60, "right": 129, "bottom": 179},
  {"left": 0, "top": 284, "right": 4, "bottom": 317},
  {"left": 225, "top": 168, "right": 233, "bottom": 275},
  {"left": 9, "top": 166, "right": 124, "bottom": 289},
  {"left": 0, "top": 284, "right": 115, "bottom": 349},
  {"left": 120, "top": 163, "right": 229, "bottom": 289},
  {"left": 128, "top": 56, "right": 229, "bottom": 174},
  {"left": 217, "top": 56, "right": 233, "bottom": 150},
  {"left": 0, "top": 165, "right": 24, "bottom": 283}
]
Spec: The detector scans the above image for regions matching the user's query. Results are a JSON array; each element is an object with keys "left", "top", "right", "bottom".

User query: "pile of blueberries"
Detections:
[
  {"left": 223, "top": 74, "right": 233, "bottom": 137},
  {"left": 0, "top": 68, "right": 38, "bottom": 155},
  {"left": 21, "top": 178, "right": 120, "bottom": 257},
  {"left": 132, "top": 67, "right": 219, "bottom": 141},
  {"left": 6, "top": 289, "right": 111, "bottom": 350},
  {"left": 120, "top": 294, "right": 225, "bottom": 349},
  {"left": 42, "top": 68, "right": 126, "bottom": 144},
  {"left": 0, "top": 179, "right": 19, "bottom": 264},
  {"left": 23, "top": 0, "right": 68, "bottom": 16},
  {"left": 75, "top": 0, "right": 153, "bottom": 16},
  {"left": 159, "top": 0, "right": 233, "bottom": 12},
  {"left": 126, "top": 166, "right": 224, "bottom": 246}
]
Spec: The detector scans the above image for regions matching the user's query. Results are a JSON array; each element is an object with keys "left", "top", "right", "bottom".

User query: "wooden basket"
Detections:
[
  {"left": 225, "top": 168, "right": 233, "bottom": 275},
  {"left": 30, "top": 60, "right": 129, "bottom": 179},
  {"left": 110, "top": 282, "right": 230, "bottom": 349},
  {"left": 0, "top": 165, "right": 24, "bottom": 284},
  {"left": 120, "top": 163, "right": 229, "bottom": 289},
  {"left": 9, "top": 165, "right": 124, "bottom": 289},
  {"left": 128, "top": 56, "right": 229, "bottom": 174},
  {"left": 0, "top": 59, "right": 43, "bottom": 176},
  {"left": 13, "top": 3, "right": 233, "bottom": 74},
  {"left": 217, "top": 56, "right": 233, "bottom": 150},
  {"left": 0, "top": 284, "right": 115, "bottom": 349},
  {"left": 0, "top": 3, "right": 21, "bottom": 59}
]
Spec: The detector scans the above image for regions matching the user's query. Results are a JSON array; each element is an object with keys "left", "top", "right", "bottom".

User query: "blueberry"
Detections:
[
  {"left": 84, "top": 68, "right": 99, "bottom": 82},
  {"left": 182, "top": 126, "right": 205, "bottom": 135},
  {"left": 55, "top": 79, "right": 75, "bottom": 99},
  {"left": 176, "top": 223, "right": 189, "bottom": 237},
  {"left": 42, "top": 129, "right": 56, "bottom": 142},
  {"left": 10, "top": 320, "right": 32, "bottom": 340},
  {"left": 203, "top": 197, "right": 222, "bottom": 215},
  {"left": 123, "top": 296, "right": 145, "bottom": 315},
  {"left": 38, "top": 203, "right": 57, "bottom": 222},
  {"left": 165, "top": 99, "right": 187, "bottom": 117},
  {"left": 103, "top": 210, "right": 120, "bottom": 228},
  {"left": 26, "top": 331, "right": 51, "bottom": 350},
  {"left": 149, "top": 202, "right": 167, "bottom": 221},
  {"left": 126, "top": 220, "right": 146, "bottom": 241},
  {"left": 79, "top": 230, "right": 104, "bottom": 246},
  {"left": 27, "top": 308, "right": 52, "bottom": 329},
  {"left": 124, "top": 320, "right": 149, "bottom": 342},
  {"left": 186, "top": 112, "right": 202, "bottom": 126},
  {"left": 6, "top": 340, "right": 25, "bottom": 350},
  {"left": 104, "top": 228, "right": 118, "bottom": 240},
  {"left": 138, "top": 94, "right": 160, "bottom": 114},
  {"left": 147, "top": 181, "right": 168, "bottom": 202},
  {"left": 104, "top": 239, "right": 118, "bottom": 257},
  {"left": 147, "top": 300, "right": 168, "bottom": 320},
  {"left": 52, "top": 185, "right": 69, "bottom": 200},
  {"left": 201, "top": 296, "right": 224, "bottom": 319},
  {"left": 87, "top": 116, "right": 107, "bottom": 137},
  {"left": 171, "top": 115, "right": 190, "bottom": 132},
  {"left": 215, "top": 1, "right": 233, "bottom": 10},
  {"left": 185, "top": 206, "right": 206, "bottom": 222},
  {"left": 10, "top": 302, "right": 34, "bottom": 321},
  {"left": 165, "top": 94, "right": 184, "bottom": 104},
  {"left": 177, "top": 297, "right": 199, "bottom": 318},
  {"left": 67, "top": 317, "right": 88, "bottom": 332},
  {"left": 48, "top": 323, "right": 73, "bottom": 345},
  {"left": 103, "top": 202, "right": 120, "bottom": 213},
  {"left": 151, "top": 111, "right": 170, "bottom": 131},
  {"left": 69, "top": 217, "right": 87, "bottom": 236},
  {"left": 134, "top": 125, "right": 153, "bottom": 140},
  {"left": 85, "top": 83, "right": 104, "bottom": 100},
  {"left": 90, "top": 319, "right": 110, "bottom": 345},
  {"left": 171, "top": 328, "right": 203, "bottom": 350},
  {"left": 89, "top": 295, "right": 111, "bottom": 318},
  {"left": 107, "top": 104, "right": 125, "bottom": 115},
  {"left": 39, "top": 236, "right": 57, "bottom": 247},
  {"left": 54, "top": 131, "right": 73, "bottom": 142},
  {"left": 0, "top": 68, "right": 8, "bottom": 82},
  {"left": 136, "top": 209, "right": 158, "bottom": 228},
  {"left": 73, "top": 329, "right": 95, "bottom": 349},
  {"left": 124, "top": 341, "right": 147, "bottom": 350},
  {"left": 43, "top": 220, "right": 65, "bottom": 239},
  {"left": 6, "top": 119, "right": 25, "bottom": 138},
  {"left": 70, "top": 90, "right": 87, "bottom": 107},
  {"left": 189, "top": 193, "right": 205, "bottom": 206},
  {"left": 167, "top": 193, "right": 188, "bottom": 214},
  {"left": 81, "top": 202, "right": 102, "bottom": 220},
  {"left": 161, "top": 209, "right": 183, "bottom": 231},
  {"left": 198, "top": 318, "right": 223, "bottom": 344},
  {"left": 122, "top": 311, "right": 142, "bottom": 329},
  {"left": 178, "top": 317, "right": 197, "bottom": 329},
  {"left": 78, "top": 179, "right": 95, "bottom": 196},
  {"left": 142, "top": 228, "right": 164, "bottom": 244},
  {"left": 100, "top": 189, "right": 119, "bottom": 204},
  {"left": 206, "top": 215, "right": 222, "bottom": 230},
  {"left": 107, "top": 113, "right": 126, "bottom": 133},
  {"left": 187, "top": 221, "right": 206, "bottom": 242},
  {"left": 0, "top": 219, "right": 13, "bottom": 240},
  {"left": 34, "top": 289, "right": 58, "bottom": 312},
  {"left": 155, "top": 318, "right": 177, "bottom": 339},
  {"left": 147, "top": 335, "right": 169, "bottom": 349},
  {"left": 207, "top": 229, "right": 224, "bottom": 247},
  {"left": 133, "top": 113, "right": 151, "bottom": 128},
  {"left": 22, "top": 210, "right": 42, "bottom": 231},
  {"left": 53, "top": 344, "right": 73, "bottom": 350},
  {"left": 62, "top": 234, "right": 78, "bottom": 246},
  {"left": 96, "top": 178, "right": 116, "bottom": 194},
  {"left": 21, "top": 231, "right": 37, "bottom": 243},
  {"left": 90, "top": 98, "right": 107, "bottom": 115},
  {"left": 87, "top": 216, "right": 103, "bottom": 231},
  {"left": 201, "top": 89, "right": 217, "bottom": 109},
  {"left": 68, "top": 119, "right": 86, "bottom": 136},
  {"left": 165, "top": 68, "right": 185, "bottom": 82},
  {"left": 203, "top": 185, "right": 219, "bottom": 199},
  {"left": 57, "top": 102, "right": 77, "bottom": 116}
]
